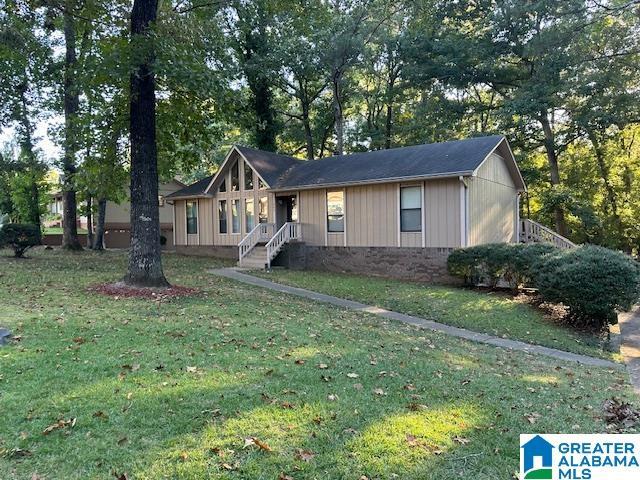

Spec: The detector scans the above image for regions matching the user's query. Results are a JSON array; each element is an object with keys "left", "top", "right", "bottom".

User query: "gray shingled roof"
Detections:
[
  {"left": 273, "top": 135, "right": 506, "bottom": 189},
  {"left": 235, "top": 146, "right": 302, "bottom": 186},
  {"left": 167, "top": 135, "right": 517, "bottom": 199},
  {"left": 165, "top": 175, "right": 213, "bottom": 199}
]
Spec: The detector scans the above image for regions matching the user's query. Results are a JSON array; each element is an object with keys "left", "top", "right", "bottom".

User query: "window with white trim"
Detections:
[
  {"left": 218, "top": 200, "right": 227, "bottom": 234},
  {"left": 245, "top": 198, "right": 255, "bottom": 231},
  {"left": 231, "top": 199, "right": 240, "bottom": 233},
  {"left": 400, "top": 186, "right": 422, "bottom": 232},
  {"left": 186, "top": 201, "right": 198, "bottom": 235},
  {"left": 327, "top": 190, "right": 344, "bottom": 233}
]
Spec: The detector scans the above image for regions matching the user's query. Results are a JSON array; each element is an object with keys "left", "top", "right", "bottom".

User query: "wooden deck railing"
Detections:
[
  {"left": 520, "top": 219, "right": 576, "bottom": 249},
  {"left": 238, "top": 223, "right": 275, "bottom": 262},
  {"left": 265, "top": 222, "right": 300, "bottom": 269}
]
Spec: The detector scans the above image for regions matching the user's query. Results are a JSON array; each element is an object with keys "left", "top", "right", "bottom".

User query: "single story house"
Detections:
[
  {"left": 46, "top": 180, "right": 184, "bottom": 248},
  {"left": 166, "top": 135, "right": 529, "bottom": 282}
]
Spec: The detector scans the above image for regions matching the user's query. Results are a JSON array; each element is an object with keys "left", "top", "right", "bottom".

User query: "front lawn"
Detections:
[
  {"left": 253, "top": 269, "right": 620, "bottom": 362},
  {"left": 0, "top": 250, "right": 635, "bottom": 479}
]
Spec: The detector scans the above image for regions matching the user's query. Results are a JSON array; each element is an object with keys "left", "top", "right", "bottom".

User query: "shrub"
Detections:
[
  {"left": 0, "top": 223, "right": 41, "bottom": 258},
  {"left": 533, "top": 245, "right": 640, "bottom": 328},
  {"left": 160, "top": 235, "right": 167, "bottom": 246},
  {"left": 447, "top": 243, "right": 555, "bottom": 288}
]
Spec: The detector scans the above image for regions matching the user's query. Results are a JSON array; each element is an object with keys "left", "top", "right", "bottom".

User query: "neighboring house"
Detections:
[
  {"left": 46, "top": 180, "right": 184, "bottom": 248},
  {"left": 167, "top": 136, "right": 561, "bottom": 282},
  {"left": 47, "top": 192, "right": 88, "bottom": 230}
]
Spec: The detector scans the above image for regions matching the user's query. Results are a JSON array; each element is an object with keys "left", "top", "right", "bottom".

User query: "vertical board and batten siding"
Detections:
[
  {"left": 346, "top": 183, "right": 397, "bottom": 247},
  {"left": 423, "top": 179, "right": 461, "bottom": 248},
  {"left": 468, "top": 152, "right": 517, "bottom": 245},
  {"left": 174, "top": 200, "right": 186, "bottom": 245},
  {"left": 299, "top": 189, "right": 326, "bottom": 246},
  {"left": 198, "top": 198, "right": 214, "bottom": 245}
]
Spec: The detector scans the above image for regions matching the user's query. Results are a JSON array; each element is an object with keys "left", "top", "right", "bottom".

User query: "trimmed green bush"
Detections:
[
  {"left": 447, "top": 243, "right": 555, "bottom": 288},
  {"left": 533, "top": 245, "right": 640, "bottom": 328},
  {"left": 0, "top": 223, "right": 41, "bottom": 258}
]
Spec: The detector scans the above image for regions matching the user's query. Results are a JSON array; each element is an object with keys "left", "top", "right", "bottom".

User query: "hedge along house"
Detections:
[{"left": 167, "top": 135, "right": 536, "bottom": 282}]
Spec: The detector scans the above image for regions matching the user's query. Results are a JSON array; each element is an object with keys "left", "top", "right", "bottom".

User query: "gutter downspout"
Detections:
[{"left": 459, "top": 176, "right": 469, "bottom": 247}]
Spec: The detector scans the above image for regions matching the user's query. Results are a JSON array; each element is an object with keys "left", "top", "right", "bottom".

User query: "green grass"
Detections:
[
  {"left": 0, "top": 249, "right": 635, "bottom": 479},
  {"left": 252, "top": 269, "right": 621, "bottom": 362}
]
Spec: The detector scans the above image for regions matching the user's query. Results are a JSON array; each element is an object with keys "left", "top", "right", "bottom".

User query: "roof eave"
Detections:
[{"left": 269, "top": 171, "right": 476, "bottom": 192}]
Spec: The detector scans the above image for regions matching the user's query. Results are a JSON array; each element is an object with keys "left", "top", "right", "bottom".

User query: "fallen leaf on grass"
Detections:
[
  {"left": 296, "top": 449, "right": 315, "bottom": 462},
  {"left": 112, "top": 472, "right": 128, "bottom": 480},
  {"left": 279, "top": 474, "right": 294, "bottom": 480},
  {"left": 453, "top": 436, "right": 470, "bottom": 445},
  {"left": 373, "top": 388, "right": 386, "bottom": 396},
  {"left": 243, "top": 436, "right": 272, "bottom": 452},
  {"left": 186, "top": 366, "right": 198, "bottom": 373},
  {"left": 318, "top": 363, "right": 328, "bottom": 369},
  {"left": 42, "top": 418, "right": 76, "bottom": 435},
  {"left": 525, "top": 413, "right": 541, "bottom": 424},
  {"left": 346, "top": 373, "right": 359, "bottom": 378}
]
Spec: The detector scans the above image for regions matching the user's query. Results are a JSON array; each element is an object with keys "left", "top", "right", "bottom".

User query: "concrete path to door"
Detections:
[
  {"left": 210, "top": 267, "right": 621, "bottom": 370},
  {"left": 618, "top": 306, "right": 640, "bottom": 395}
]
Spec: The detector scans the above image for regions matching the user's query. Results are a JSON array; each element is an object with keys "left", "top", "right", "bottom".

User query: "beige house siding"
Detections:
[
  {"left": 299, "top": 189, "right": 326, "bottom": 246},
  {"left": 345, "top": 183, "right": 397, "bottom": 247},
  {"left": 105, "top": 180, "right": 182, "bottom": 226},
  {"left": 198, "top": 198, "right": 214, "bottom": 245},
  {"left": 424, "top": 179, "right": 461, "bottom": 248},
  {"left": 174, "top": 200, "right": 186, "bottom": 244},
  {"left": 468, "top": 153, "right": 518, "bottom": 245}
]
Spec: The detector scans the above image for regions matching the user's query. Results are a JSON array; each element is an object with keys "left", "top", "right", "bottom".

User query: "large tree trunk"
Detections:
[
  {"left": 538, "top": 111, "right": 569, "bottom": 237},
  {"left": 124, "top": 0, "right": 168, "bottom": 287},
  {"left": 86, "top": 195, "right": 94, "bottom": 248},
  {"left": 61, "top": 3, "right": 82, "bottom": 250},
  {"left": 251, "top": 76, "right": 277, "bottom": 151},
  {"left": 93, "top": 198, "right": 106, "bottom": 250}
]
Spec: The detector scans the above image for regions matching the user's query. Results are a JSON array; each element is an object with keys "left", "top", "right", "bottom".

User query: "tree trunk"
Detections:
[
  {"left": 332, "top": 73, "right": 344, "bottom": 155},
  {"left": 124, "top": 0, "right": 168, "bottom": 287},
  {"left": 93, "top": 198, "right": 106, "bottom": 250},
  {"left": 538, "top": 111, "right": 569, "bottom": 237},
  {"left": 86, "top": 195, "right": 94, "bottom": 248},
  {"left": 300, "top": 92, "right": 314, "bottom": 160},
  {"left": 61, "top": 3, "right": 82, "bottom": 250}
]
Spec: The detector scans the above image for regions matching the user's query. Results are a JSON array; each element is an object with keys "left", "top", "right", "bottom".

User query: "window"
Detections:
[
  {"left": 258, "top": 196, "right": 268, "bottom": 223},
  {"left": 158, "top": 195, "right": 165, "bottom": 207},
  {"left": 400, "top": 186, "right": 422, "bottom": 232},
  {"left": 231, "top": 161, "right": 239, "bottom": 191},
  {"left": 186, "top": 201, "right": 198, "bottom": 235},
  {"left": 245, "top": 198, "right": 255, "bottom": 231},
  {"left": 218, "top": 200, "right": 227, "bottom": 234},
  {"left": 219, "top": 178, "right": 226, "bottom": 193},
  {"left": 327, "top": 190, "right": 344, "bottom": 232},
  {"left": 258, "top": 178, "right": 267, "bottom": 190},
  {"left": 244, "top": 161, "right": 253, "bottom": 190},
  {"left": 232, "top": 199, "right": 240, "bottom": 233}
]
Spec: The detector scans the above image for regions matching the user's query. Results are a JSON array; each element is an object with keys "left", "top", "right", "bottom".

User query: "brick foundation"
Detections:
[
  {"left": 175, "top": 245, "right": 238, "bottom": 259},
  {"left": 274, "top": 244, "right": 460, "bottom": 285}
]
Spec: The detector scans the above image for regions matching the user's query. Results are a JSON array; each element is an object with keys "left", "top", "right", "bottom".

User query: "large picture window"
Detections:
[
  {"left": 245, "top": 198, "right": 255, "bottom": 231},
  {"left": 186, "top": 201, "right": 198, "bottom": 235},
  {"left": 218, "top": 200, "right": 227, "bottom": 234},
  {"left": 231, "top": 161, "right": 239, "bottom": 191},
  {"left": 327, "top": 190, "right": 344, "bottom": 233},
  {"left": 258, "top": 196, "right": 268, "bottom": 223},
  {"left": 400, "top": 186, "right": 422, "bottom": 232},
  {"left": 232, "top": 199, "right": 240, "bottom": 233},
  {"left": 244, "top": 161, "right": 254, "bottom": 190},
  {"left": 219, "top": 178, "right": 226, "bottom": 193}
]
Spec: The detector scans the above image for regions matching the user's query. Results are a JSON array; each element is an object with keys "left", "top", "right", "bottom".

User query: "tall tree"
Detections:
[
  {"left": 60, "top": 0, "right": 83, "bottom": 249},
  {"left": 124, "top": 0, "right": 168, "bottom": 287}
]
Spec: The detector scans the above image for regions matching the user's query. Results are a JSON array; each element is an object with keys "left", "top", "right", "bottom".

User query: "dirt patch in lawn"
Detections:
[{"left": 88, "top": 282, "right": 198, "bottom": 300}]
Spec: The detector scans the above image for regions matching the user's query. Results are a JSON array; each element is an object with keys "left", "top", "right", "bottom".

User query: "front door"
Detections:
[{"left": 275, "top": 195, "right": 298, "bottom": 227}]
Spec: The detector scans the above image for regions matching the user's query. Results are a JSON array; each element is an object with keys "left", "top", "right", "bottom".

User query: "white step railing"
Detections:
[
  {"left": 265, "top": 222, "right": 301, "bottom": 268},
  {"left": 239, "top": 223, "right": 275, "bottom": 262},
  {"left": 520, "top": 219, "right": 576, "bottom": 249}
]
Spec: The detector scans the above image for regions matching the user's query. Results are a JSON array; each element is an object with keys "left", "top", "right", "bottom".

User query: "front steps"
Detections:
[{"left": 238, "top": 245, "right": 267, "bottom": 269}]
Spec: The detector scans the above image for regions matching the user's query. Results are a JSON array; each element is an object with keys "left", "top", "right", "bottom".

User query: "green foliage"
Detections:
[
  {"left": 534, "top": 246, "right": 640, "bottom": 328},
  {"left": 447, "top": 243, "right": 555, "bottom": 288},
  {"left": 0, "top": 223, "right": 40, "bottom": 257}
]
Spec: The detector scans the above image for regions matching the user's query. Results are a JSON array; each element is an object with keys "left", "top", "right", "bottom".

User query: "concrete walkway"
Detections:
[
  {"left": 210, "top": 268, "right": 620, "bottom": 369},
  {"left": 618, "top": 306, "right": 640, "bottom": 394}
]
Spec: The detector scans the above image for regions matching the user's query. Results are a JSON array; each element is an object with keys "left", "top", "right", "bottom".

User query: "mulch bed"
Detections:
[{"left": 88, "top": 282, "right": 198, "bottom": 300}]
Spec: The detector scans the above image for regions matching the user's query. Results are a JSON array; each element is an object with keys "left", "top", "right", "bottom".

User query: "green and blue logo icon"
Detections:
[{"left": 521, "top": 435, "right": 554, "bottom": 479}]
